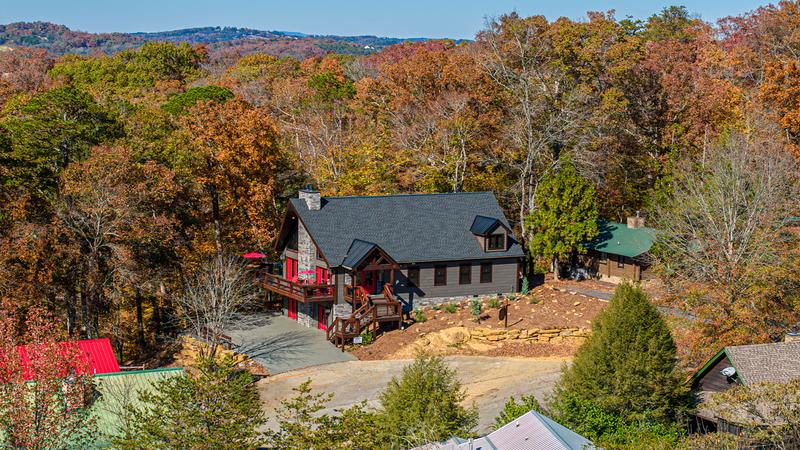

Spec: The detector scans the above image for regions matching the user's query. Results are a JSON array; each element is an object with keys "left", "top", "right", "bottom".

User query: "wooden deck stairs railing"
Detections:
[{"left": 327, "top": 283, "right": 403, "bottom": 348}]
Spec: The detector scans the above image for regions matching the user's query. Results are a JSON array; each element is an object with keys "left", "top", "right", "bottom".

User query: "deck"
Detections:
[{"left": 257, "top": 272, "right": 335, "bottom": 303}]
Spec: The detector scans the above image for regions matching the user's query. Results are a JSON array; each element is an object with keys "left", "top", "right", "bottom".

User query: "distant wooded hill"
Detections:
[{"left": 0, "top": 22, "right": 438, "bottom": 59}]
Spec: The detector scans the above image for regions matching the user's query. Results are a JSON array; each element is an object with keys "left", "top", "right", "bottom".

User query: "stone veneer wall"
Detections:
[{"left": 295, "top": 219, "right": 316, "bottom": 327}]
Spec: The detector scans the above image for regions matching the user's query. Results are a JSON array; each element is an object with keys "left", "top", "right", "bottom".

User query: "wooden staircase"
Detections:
[{"left": 327, "top": 283, "right": 402, "bottom": 348}]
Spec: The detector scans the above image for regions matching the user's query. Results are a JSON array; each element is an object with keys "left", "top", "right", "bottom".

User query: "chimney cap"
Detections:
[{"left": 300, "top": 184, "right": 318, "bottom": 193}]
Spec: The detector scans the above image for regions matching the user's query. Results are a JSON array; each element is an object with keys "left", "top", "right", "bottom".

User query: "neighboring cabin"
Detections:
[
  {"left": 582, "top": 216, "right": 655, "bottom": 282},
  {"left": 690, "top": 335, "right": 800, "bottom": 435},
  {"left": 415, "top": 410, "right": 595, "bottom": 450},
  {"left": 261, "top": 188, "right": 525, "bottom": 337}
]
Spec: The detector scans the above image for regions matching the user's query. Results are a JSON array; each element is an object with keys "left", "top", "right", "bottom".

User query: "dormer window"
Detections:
[{"left": 487, "top": 234, "right": 505, "bottom": 251}]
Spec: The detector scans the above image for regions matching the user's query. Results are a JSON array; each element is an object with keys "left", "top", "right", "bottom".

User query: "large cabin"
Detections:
[{"left": 259, "top": 188, "right": 525, "bottom": 344}]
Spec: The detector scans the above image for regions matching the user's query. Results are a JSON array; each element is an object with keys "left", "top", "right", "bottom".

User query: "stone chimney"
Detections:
[
  {"left": 786, "top": 326, "right": 800, "bottom": 342},
  {"left": 299, "top": 185, "right": 321, "bottom": 211},
  {"left": 627, "top": 211, "right": 645, "bottom": 229}
]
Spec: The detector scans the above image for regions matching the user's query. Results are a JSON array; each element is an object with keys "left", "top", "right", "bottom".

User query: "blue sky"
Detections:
[{"left": 1, "top": 0, "right": 770, "bottom": 39}]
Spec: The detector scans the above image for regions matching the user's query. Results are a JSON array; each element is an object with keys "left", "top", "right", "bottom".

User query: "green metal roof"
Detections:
[
  {"left": 586, "top": 220, "right": 655, "bottom": 258},
  {"left": 91, "top": 368, "right": 184, "bottom": 447}
]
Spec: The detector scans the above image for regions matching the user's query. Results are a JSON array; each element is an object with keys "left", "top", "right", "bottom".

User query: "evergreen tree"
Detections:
[
  {"left": 114, "top": 356, "right": 266, "bottom": 449},
  {"left": 493, "top": 394, "right": 543, "bottom": 429},
  {"left": 161, "top": 85, "right": 234, "bottom": 115},
  {"left": 552, "top": 282, "right": 691, "bottom": 427},
  {"left": 378, "top": 353, "right": 477, "bottom": 448},
  {"left": 525, "top": 159, "right": 599, "bottom": 279},
  {"left": 267, "top": 379, "right": 381, "bottom": 450},
  {"left": 1, "top": 86, "right": 121, "bottom": 193}
]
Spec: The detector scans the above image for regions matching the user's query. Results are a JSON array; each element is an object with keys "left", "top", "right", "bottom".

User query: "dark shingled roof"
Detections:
[
  {"left": 291, "top": 192, "right": 524, "bottom": 267},
  {"left": 341, "top": 239, "right": 379, "bottom": 269},
  {"left": 693, "top": 340, "right": 800, "bottom": 387},
  {"left": 470, "top": 215, "right": 501, "bottom": 235}
]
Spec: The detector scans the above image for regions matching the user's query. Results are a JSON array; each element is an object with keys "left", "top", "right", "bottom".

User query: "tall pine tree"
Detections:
[
  {"left": 525, "top": 159, "right": 598, "bottom": 279},
  {"left": 552, "top": 282, "right": 691, "bottom": 425}
]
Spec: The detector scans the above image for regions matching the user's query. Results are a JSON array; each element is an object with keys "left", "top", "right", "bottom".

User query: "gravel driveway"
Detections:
[{"left": 258, "top": 355, "right": 566, "bottom": 434}]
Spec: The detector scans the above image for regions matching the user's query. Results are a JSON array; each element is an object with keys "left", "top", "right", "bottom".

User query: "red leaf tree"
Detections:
[{"left": 0, "top": 305, "right": 97, "bottom": 448}]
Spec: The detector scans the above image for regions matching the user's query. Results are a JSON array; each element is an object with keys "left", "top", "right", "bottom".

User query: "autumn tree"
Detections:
[
  {"left": 0, "top": 306, "right": 97, "bottom": 449},
  {"left": 181, "top": 97, "right": 295, "bottom": 255},
  {"left": 176, "top": 255, "right": 254, "bottom": 358},
  {"left": 525, "top": 159, "right": 598, "bottom": 279},
  {"left": 654, "top": 131, "right": 800, "bottom": 350}
]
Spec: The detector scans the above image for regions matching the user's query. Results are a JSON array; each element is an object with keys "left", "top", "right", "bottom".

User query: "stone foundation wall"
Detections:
[{"left": 413, "top": 293, "right": 515, "bottom": 309}]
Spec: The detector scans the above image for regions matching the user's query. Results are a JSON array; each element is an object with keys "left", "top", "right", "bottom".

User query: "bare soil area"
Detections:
[
  {"left": 258, "top": 356, "right": 566, "bottom": 434},
  {"left": 351, "top": 284, "right": 608, "bottom": 360}
]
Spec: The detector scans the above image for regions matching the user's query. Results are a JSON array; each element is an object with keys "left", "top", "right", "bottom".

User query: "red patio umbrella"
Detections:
[{"left": 242, "top": 252, "right": 267, "bottom": 259}]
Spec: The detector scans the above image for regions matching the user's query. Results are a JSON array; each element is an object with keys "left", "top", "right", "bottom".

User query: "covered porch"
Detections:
[{"left": 327, "top": 240, "right": 404, "bottom": 347}]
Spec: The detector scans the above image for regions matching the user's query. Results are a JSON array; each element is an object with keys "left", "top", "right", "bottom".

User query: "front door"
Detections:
[
  {"left": 287, "top": 298, "right": 298, "bottom": 320},
  {"left": 359, "top": 270, "right": 377, "bottom": 294},
  {"left": 317, "top": 304, "right": 328, "bottom": 330}
]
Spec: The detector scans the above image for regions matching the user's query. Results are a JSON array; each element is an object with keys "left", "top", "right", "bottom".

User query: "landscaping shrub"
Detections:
[
  {"left": 359, "top": 330, "right": 374, "bottom": 345},
  {"left": 487, "top": 297, "right": 501, "bottom": 309},
  {"left": 413, "top": 309, "right": 427, "bottom": 323},
  {"left": 470, "top": 299, "right": 482, "bottom": 317},
  {"left": 443, "top": 303, "right": 458, "bottom": 314}
]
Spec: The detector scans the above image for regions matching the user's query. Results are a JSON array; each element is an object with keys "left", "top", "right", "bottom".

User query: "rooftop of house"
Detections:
[
  {"left": 693, "top": 340, "right": 800, "bottom": 388},
  {"left": 585, "top": 220, "right": 655, "bottom": 258},
  {"left": 414, "top": 410, "right": 594, "bottom": 450},
  {"left": 16, "top": 337, "right": 120, "bottom": 380},
  {"left": 92, "top": 368, "right": 184, "bottom": 445},
  {"left": 288, "top": 191, "right": 525, "bottom": 266}
]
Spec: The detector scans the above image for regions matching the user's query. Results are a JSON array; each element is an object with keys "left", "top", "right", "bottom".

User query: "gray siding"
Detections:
[{"left": 393, "top": 258, "right": 519, "bottom": 304}]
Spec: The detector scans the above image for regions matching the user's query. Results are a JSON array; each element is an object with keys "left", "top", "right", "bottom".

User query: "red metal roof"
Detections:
[{"left": 16, "top": 338, "right": 120, "bottom": 380}]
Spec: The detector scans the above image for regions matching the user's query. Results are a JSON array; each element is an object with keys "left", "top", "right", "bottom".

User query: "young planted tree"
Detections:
[
  {"left": 525, "top": 159, "right": 598, "bottom": 279},
  {"left": 114, "top": 356, "right": 265, "bottom": 450},
  {"left": 552, "top": 283, "right": 691, "bottom": 429},
  {"left": 0, "top": 306, "right": 97, "bottom": 449},
  {"left": 378, "top": 353, "right": 477, "bottom": 448}
]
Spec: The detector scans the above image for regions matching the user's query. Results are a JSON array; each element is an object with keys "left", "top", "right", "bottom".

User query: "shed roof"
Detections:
[
  {"left": 586, "top": 220, "right": 655, "bottom": 258},
  {"left": 414, "top": 410, "right": 594, "bottom": 450},
  {"left": 92, "top": 368, "right": 184, "bottom": 446},
  {"left": 290, "top": 192, "right": 524, "bottom": 266},
  {"left": 16, "top": 338, "right": 120, "bottom": 380},
  {"left": 692, "top": 341, "right": 800, "bottom": 387}
]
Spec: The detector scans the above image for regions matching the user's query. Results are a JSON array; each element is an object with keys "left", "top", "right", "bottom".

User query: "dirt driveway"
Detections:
[{"left": 258, "top": 355, "right": 567, "bottom": 434}]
